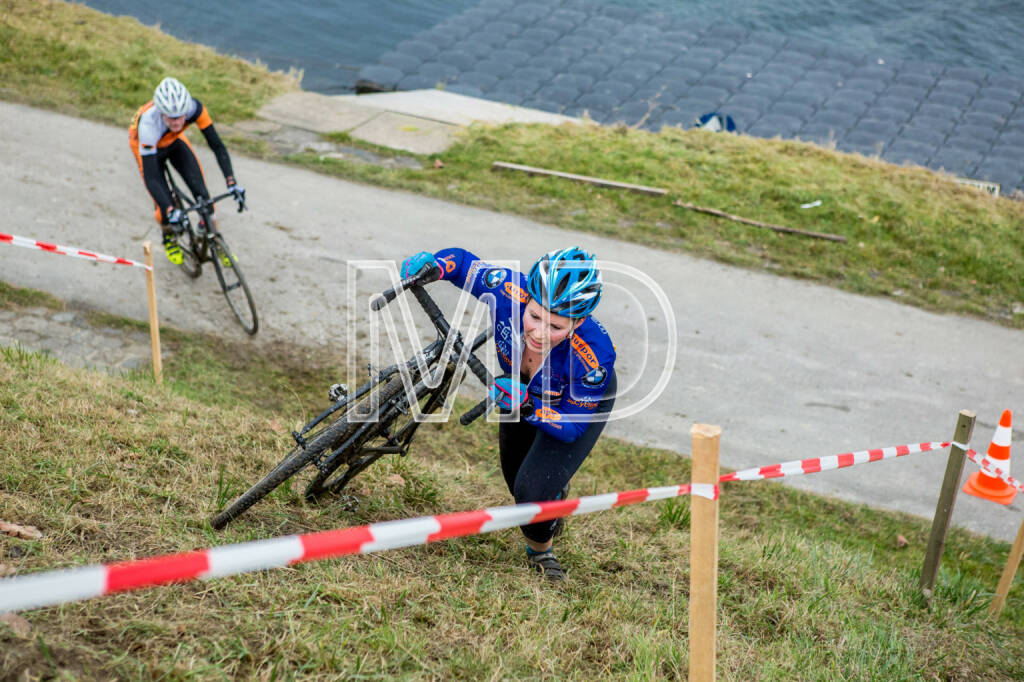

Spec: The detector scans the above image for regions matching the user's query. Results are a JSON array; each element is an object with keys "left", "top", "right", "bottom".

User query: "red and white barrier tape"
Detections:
[
  {"left": 0, "top": 232, "right": 151, "bottom": 271},
  {"left": 0, "top": 483, "right": 716, "bottom": 613},
  {"left": 962, "top": 446, "right": 1024, "bottom": 493},
  {"left": 718, "top": 441, "right": 951, "bottom": 482}
]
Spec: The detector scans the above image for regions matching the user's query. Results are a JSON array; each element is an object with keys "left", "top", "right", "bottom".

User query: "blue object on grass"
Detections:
[{"left": 695, "top": 112, "right": 737, "bottom": 132}]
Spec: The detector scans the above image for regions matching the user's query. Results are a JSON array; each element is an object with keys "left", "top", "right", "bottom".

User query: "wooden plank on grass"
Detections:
[
  {"left": 492, "top": 161, "right": 668, "bottom": 196},
  {"left": 672, "top": 200, "right": 848, "bottom": 243}
]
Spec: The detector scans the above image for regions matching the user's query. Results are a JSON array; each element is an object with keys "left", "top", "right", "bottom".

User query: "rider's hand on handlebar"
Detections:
[
  {"left": 401, "top": 251, "right": 438, "bottom": 279},
  {"left": 227, "top": 180, "right": 246, "bottom": 211},
  {"left": 489, "top": 376, "right": 529, "bottom": 412}
]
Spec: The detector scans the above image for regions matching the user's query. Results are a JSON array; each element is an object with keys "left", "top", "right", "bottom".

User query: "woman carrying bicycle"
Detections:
[
  {"left": 129, "top": 76, "right": 245, "bottom": 264},
  {"left": 401, "top": 246, "right": 616, "bottom": 582}
]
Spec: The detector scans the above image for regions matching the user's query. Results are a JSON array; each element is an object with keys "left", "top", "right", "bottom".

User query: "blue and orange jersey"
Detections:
[{"left": 434, "top": 247, "right": 616, "bottom": 443}]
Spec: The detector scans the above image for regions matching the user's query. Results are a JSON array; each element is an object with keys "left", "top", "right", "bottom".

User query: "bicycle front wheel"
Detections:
[
  {"left": 210, "top": 234, "right": 258, "bottom": 335},
  {"left": 209, "top": 415, "right": 358, "bottom": 530},
  {"left": 179, "top": 228, "right": 202, "bottom": 279}
]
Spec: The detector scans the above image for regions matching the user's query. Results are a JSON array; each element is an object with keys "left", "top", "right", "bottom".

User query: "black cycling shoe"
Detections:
[{"left": 528, "top": 550, "right": 566, "bottom": 582}]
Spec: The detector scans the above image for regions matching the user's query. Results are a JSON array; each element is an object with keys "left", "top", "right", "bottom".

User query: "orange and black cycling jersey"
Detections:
[{"left": 129, "top": 98, "right": 235, "bottom": 221}]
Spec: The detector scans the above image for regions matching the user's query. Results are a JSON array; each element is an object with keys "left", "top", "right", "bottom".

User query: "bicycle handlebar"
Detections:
[
  {"left": 371, "top": 264, "right": 441, "bottom": 311},
  {"left": 181, "top": 190, "right": 247, "bottom": 217},
  {"left": 460, "top": 394, "right": 535, "bottom": 426},
  {"left": 460, "top": 398, "right": 492, "bottom": 425}
]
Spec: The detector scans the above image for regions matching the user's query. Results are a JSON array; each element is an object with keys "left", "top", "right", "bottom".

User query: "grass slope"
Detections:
[
  {"left": 303, "top": 122, "right": 1024, "bottom": 327},
  {"left": 0, "top": 285, "right": 1022, "bottom": 679},
  {"left": 0, "top": 0, "right": 296, "bottom": 124}
]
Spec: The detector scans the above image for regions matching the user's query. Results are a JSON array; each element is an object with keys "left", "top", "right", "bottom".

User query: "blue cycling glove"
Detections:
[
  {"left": 489, "top": 376, "right": 529, "bottom": 411},
  {"left": 401, "top": 251, "right": 437, "bottom": 279}
]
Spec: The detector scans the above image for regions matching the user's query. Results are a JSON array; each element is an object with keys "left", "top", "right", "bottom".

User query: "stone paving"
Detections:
[
  {"left": 0, "top": 307, "right": 153, "bottom": 374},
  {"left": 357, "top": 0, "right": 1024, "bottom": 196}
]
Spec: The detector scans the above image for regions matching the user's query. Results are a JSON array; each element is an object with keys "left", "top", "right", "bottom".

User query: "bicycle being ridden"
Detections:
[
  {"left": 130, "top": 76, "right": 258, "bottom": 334},
  {"left": 129, "top": 76, "right": 246, "bottom": 264},
  {"left": 211, "top": 246, "right": 616, "bottom": 582}
]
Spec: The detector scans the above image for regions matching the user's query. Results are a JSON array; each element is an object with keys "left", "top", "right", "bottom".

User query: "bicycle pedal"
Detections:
[{"left": 338, "top": 495, "right": 360, "bottom": 512}]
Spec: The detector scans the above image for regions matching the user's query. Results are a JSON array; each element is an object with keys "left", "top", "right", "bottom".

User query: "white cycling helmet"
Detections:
[{"left": 153, "top": 77, "right": 192, "bottom": 118}]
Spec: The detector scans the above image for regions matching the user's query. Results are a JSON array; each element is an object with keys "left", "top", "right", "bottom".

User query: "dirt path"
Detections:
[{"left": 1, "top": 100, "right": 1021, "bottom": 541}]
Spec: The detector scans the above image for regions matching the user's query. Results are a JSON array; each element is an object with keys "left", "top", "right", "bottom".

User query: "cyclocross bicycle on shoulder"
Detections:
[
  {"left": 164, "top": 167, "right": 259, "bottom": 335},
  {"left": 209, "top": 264, "right": 517, "bottom": 529}
]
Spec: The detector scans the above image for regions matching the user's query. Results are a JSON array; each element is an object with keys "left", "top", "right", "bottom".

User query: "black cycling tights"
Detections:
[
  {"left": 161, "top": 139, "right": 210, "bottom": 204},
  {"left": 498, "top": 372, "right": 617, "bottom": 544}
]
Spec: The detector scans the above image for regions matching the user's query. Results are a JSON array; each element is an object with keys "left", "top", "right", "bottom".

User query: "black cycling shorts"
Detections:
[{"left": 498, "top": 371, "right": 617, "bottom": 544}]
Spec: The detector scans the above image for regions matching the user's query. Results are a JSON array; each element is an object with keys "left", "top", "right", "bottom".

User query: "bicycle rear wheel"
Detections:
[
  {"left": 210, "top": 233, "right": 258, "bottom": 335},
  {"left": 209, "top": 415, "right": 359, "bottom": 530}
]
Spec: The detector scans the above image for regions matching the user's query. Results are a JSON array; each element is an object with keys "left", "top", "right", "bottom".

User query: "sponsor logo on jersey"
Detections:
[
  {"left": 583, "top": 365, "right": 607, "bottom": 387},
  {"left": 495, "top": 320, "right": 515, "bottom": 365},
  {"left": 571, "top": 335, "right": 599, "bottom": 369},
  {"left": 567, "top": 397, "right": 598, "bottom": 410},
  {"left": 484, "top": 268, "right": 506, "bottom": 288},
  {"left": 438, "top": 255, "right": 456, "bottom": 274},
  {"left": 534, "top": 407, "right": 562, "bottom": 422},
  {"left": 536, "top": 387, "right": 563, "bottom": 405},
  {"left": 503, "top": 282, "right": 528, "bottom": 303}
]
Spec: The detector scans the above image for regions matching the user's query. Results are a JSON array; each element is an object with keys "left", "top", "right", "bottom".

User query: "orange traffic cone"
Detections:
[{"left": 963, "top": 409, "right": 1017, "bottom": 505}]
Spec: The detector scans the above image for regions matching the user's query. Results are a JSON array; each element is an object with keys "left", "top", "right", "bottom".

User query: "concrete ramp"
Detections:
[{"left": 256, "top": 89, "right": 586, "bottom": 155}]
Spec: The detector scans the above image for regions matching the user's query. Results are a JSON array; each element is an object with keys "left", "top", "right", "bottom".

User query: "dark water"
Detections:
[
  {"left": 81, "top": 0, "right": 480, "bottom": 93},
  {"left": 83, "top": 0, "right": 1024, "bottom": 93}
]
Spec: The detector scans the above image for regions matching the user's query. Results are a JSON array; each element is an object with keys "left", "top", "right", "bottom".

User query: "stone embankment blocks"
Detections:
[{"left": 357, "top": 0, "right": 1024, "bottom": 194}]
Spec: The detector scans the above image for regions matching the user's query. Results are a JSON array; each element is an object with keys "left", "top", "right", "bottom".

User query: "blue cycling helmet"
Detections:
[{"left": 526, "top": 247, "right": 603, "bottom": 318}]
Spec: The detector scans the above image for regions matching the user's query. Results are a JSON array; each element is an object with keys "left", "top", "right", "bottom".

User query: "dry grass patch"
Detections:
[{"left": 2, "top": 339, "right": 1023, "bottom": 679}]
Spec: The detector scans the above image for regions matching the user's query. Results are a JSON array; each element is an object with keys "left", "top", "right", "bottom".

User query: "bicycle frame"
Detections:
[
  {"left": 209, "top": 266, "right": 516, "bottom": 527},
  {"left": 164, "top": 168, "right": 237, "bottom": 260},
  {"left": 293, "top": 272, "right": 494, "bottom": 449}
]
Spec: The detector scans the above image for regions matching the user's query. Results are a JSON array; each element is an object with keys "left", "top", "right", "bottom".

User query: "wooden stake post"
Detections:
[
  {"left": 920, "top": 410, "right": 975, "bottom": 599},
  {"left": 690, "top": 424, "right": 721, "bottom": 682},
  {"left": 142, "top": 242, "right": 163, "bottom": 384},
  {"left": 990, "top": 516, "right": 1024, "bottom": 618}
]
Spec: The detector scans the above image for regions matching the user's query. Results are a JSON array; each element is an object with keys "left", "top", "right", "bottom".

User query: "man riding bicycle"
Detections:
[
  {"left": 401, "top": 246, "right": 616, "bottom": 582},
  {"left": 129, "top": 76, "right": 245, "bottom": 264}
]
